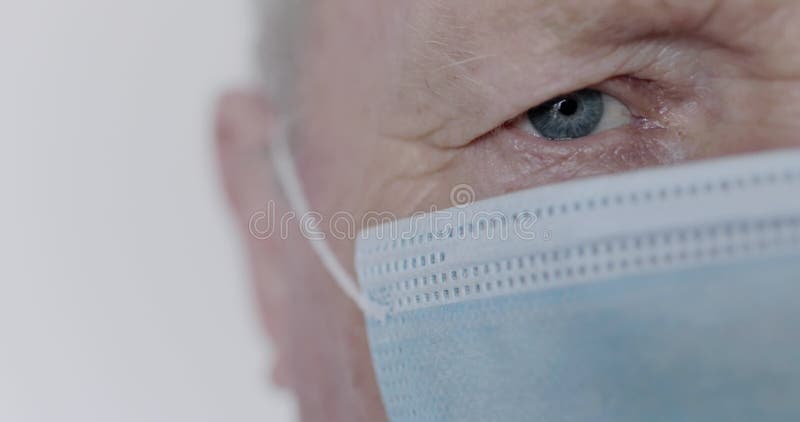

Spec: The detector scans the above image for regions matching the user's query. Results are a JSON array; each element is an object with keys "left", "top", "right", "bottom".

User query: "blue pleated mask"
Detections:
[{"left": 274, "top": 137, "right": 800, "bottom": 422}]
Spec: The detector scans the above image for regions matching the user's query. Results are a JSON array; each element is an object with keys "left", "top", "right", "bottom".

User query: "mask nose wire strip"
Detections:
[{"left": 270, "top": 126, "right": 388, "bottom": 320}]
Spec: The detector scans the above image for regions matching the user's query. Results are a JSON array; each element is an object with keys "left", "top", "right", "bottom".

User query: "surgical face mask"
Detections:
[{"left": 273, "top": 133, "right": 800, "bottom": 421}]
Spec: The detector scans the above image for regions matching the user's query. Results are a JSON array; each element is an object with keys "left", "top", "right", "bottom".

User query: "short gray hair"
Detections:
[{"left": 257, "top": 0, "right": 310, "bottom": 111}]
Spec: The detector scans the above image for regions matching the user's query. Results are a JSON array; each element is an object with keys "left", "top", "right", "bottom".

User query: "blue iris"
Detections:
[{"left": 527, "top": 89, "right": 604, "bottom": 140}]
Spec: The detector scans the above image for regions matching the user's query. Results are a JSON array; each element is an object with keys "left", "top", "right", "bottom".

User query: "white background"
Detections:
[{"left": 0, "top": 1, "right": 296, "bottom": 420}]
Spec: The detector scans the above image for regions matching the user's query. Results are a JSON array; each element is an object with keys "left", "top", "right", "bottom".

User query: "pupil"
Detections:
[{"left": 557, "top": 98, "right": 578, "bottom": 116}]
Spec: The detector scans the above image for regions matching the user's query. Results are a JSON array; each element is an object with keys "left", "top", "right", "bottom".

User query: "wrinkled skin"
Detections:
[{"left": 216, "top": 0, "right": 800, "bottom": 420}]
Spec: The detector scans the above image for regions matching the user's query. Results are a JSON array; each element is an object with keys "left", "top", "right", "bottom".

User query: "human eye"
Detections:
[
  {"left": 512, "top": 89, "right": 633, "bottom": 140},
  {"left": 455, "top": 76, "right": 692, "bottom": 191}
]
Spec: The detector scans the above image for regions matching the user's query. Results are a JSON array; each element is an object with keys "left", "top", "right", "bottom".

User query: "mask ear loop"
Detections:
[{"left": 270, "top": 122, "right": 388, "bottom": 320}]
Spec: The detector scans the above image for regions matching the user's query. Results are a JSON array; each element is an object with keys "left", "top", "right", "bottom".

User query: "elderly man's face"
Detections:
[{"left": 217, "top": 0, "right": 800, "bottom": 420}]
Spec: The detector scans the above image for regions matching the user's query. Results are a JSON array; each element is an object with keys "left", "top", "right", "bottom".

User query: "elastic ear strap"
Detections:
[{"left": 270, "top": 124, "right": 387, "bottom": 320}]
